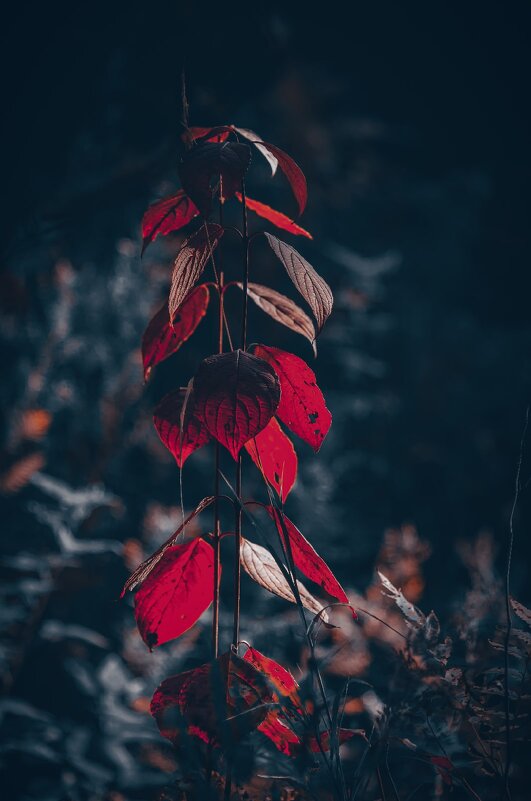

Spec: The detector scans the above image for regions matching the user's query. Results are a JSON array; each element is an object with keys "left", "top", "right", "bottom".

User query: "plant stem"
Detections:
[
  {"left": 231, "top": 179, "right": 250, "bottom": 650},
  {"left": 503, "top": 405, "right": 529, "bottom": 799}
]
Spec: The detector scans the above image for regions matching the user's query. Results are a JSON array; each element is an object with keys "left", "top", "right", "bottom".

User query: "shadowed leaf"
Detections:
[
  {"left": 141, "top": 190, "right": 199, "bottom": 254},
  {"left": 179, "top": 141, "right": 251, "bottom": 217},
  {"left": 153, "top": 386, "right": 211, "bottom": 467},
  {"left": 151, "top": 651, "right": 274, "bottom": 746},
  {"left": 193, "top": 350, "right": 280, "bottom": 460}
]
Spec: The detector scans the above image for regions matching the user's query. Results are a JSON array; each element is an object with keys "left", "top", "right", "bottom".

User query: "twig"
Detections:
[{"left": 503, "top": 405, "right": 529, "bottom": 798}]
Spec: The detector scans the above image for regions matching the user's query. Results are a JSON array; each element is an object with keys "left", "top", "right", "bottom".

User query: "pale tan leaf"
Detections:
[
  {"left": 264, "top": 234, "right": 333, "bottom": 334},
  {"left": 240, "top": 537, "right": 328, "bottom": 621},
  {"left": 237, "top": 282, "right": 316, "bottom": 355}
]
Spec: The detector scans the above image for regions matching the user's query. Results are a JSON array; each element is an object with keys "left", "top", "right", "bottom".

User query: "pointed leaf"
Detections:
[
  {"left": 179, "top": 141, "right": 251, "bottom": 217},
  {"left": 134, "top": 538, "right": 215, "bottom": 648},
  {"left": 151, "top": 651, "right": 273, "bottom": 746},
  {"left": 264, "top": 233, "right": 332, "bottom": 334},
  {"left": 266, "top": 507, "right": 351, "bottom": 608},
  {"left": 254, "top": 345, "right": 332, "bottom": 452},
  {"left": 153, "top": 386, "right": 211, "bottom": 467},
  {"left": 142, "top": 285, "right": 210, "bottom": 380},
  {"left": 141, "top": 190, "right": 199, "bottom": 254},
  {"left": 168, "top": 224, "right": 222, "bottom": 323},
  {"left": 235, "top": 193, "right": 311, "bottom": 238},
  {"left": 258, "top": 142, "right": 307, "bottom": 215},
  {"left": 237, "top": 281, "right": 316, "bottom": 354},
  {"left": 193, "top": 350, "right": 280, "bottom": 460},
  {"left": 231, "top": 127, "right": 279, "bottom": 174},
  {"left": 244, "top": 417, "right": 297, "bottom": 502},
  {"left": 121, "top": 496, "right": 215, "bottom": 596},
  {"left": 240, "top": 537, "right": 328, "bottom": 621}
]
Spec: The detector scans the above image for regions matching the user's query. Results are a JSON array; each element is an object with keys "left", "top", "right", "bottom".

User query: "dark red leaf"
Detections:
[
  {"left": 186, "top": 126, "right": 231, "bottom": 143},
  {"left": 151, "top": 651, "right": 273, "bottom": 746},
  {"left": 121, "top": 496, "right": 215, "bottom": 596},
  {"left": 309, "top": 728, "right": 361, "bottom": 753},
  {"left": 134, "top": 538, "right": 215, "bottom": 649},
  {"left": 141, "top": 190, "right": 199, "bottom": 254},
  {"left": 179, "top": 141, "right": 251, "bottom": 217},
  {"left": 153, "top": 386, "right": 211, "bottom": 468},
  {"left": 244, "top": 417, "right": 297, "bottom": 501},
  {"left": 236, "top": 281, "right": 316, "bottom": 354},
  {"left": 263, "top": 233, "right": 333, "bottom": 334},
  {"left": 258, "top": 142, "right": 307, "bottom": 215},
  {"left": 235, "top": 193, "right": 312, "bottom": 238},
  {"left": 141, "top": 285, "right": 210, "bottom": 380},
  {"left": 266, "top": 507, "right": 351, "bottom": 608},
  {"left": 193, "top": 350, "right": 280, "bottom": 460},
  {"left": 254, "top": 345, "right": 332, "bottom": 452},
  {"left": 168, "top": 224, "right": 222, "bottom": 323}
]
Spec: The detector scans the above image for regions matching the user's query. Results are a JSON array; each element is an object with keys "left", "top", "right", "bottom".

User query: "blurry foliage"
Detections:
[{"left": 2, "top": 6, "right": 531, "bottom": 798}]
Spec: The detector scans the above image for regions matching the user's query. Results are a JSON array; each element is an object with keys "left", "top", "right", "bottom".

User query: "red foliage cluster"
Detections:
[{"left": 124, "top": 123, "right": 356, "bottom": 762}]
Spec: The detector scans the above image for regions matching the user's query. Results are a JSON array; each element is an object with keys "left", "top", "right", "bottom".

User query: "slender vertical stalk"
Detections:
[
  {"left": 212, "top": 273, "right": 224, "bottom": 658},
  {"left": 212, "top": 186, "right": 225, "bottom": 659},
  {"left": 231, "top": 179, "right": 249, "bottom": 650}
]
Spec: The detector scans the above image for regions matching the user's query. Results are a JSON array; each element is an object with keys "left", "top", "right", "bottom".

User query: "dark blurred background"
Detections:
[{"left": 1, "top": 2, "right": 531, "bottom": 799}]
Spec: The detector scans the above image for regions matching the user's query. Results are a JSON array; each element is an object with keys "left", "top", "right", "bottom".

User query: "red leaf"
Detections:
[
  {"left": 263, "top": 233, "right": 333, "bottom": 334},
  {"left": 257, "top": 712, "right": 301, "bottom": 756},
  {"left": 309, "top": 728, "right": 361, "bottom": 753},
  {"left": 244, "top": 417, "right": 297, "bottom": 502},
  {"left": 266, "top": 507, "right": 351, "bottom": 608},
  {"left": 186, "top": 126, "right": 231, "bottom": 143},
  {"left": 193, "top": 350, "right": 280, "bottom": 460},
  {"left": 153, "top": 386, "right": 211, "bottom": 468},
  {"left": 141, "top": 190, "right": 198, "bottom": 254},
  {"left": 121, "top": 496, "right": 215, "bottom": 596},
  {"left": 151, "top": 651, "right": 273, "bottom": 746},
  {"left": 168, "top": 224, "right": 222, "bottom": 323},
  {"left": 179, "top": 141, "right": 251, "bottom": 217},
  {"left": 141, "top": 285, "right": 210, "bottom": 380},
  {"left": 134, "top": 538, "right": 215, "bottom": 649},
  {"left": 244, "top": 647, "right": 300, "bottom": 705},
  {"left": 235, "top": 193, "right": 312, "bottom": 239},
  {"left": 254, "top": 345, "right": 331, "bottom": 452},
  {"left": 236, "top": 281, "right": 317, "bottom": 354},
  {"left": 257, "top": 142, "right": 308, "bottom": 215}
]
